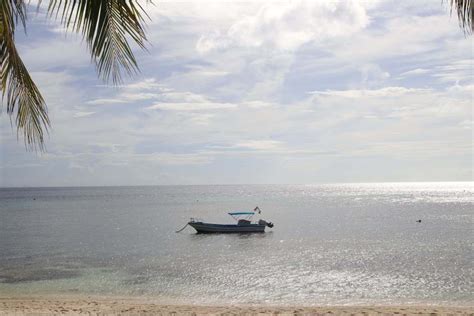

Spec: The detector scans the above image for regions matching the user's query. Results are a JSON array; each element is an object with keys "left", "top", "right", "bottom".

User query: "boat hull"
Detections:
[{"left": 188, "top": 221, "right": 266, "bottom": 234}]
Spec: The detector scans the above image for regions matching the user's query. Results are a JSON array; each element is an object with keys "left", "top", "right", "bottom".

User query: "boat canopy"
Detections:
[
  {"left": 228, "top": 211, "right": 255, "bottom": 222},
  {"left": 228, "top": 212, "right": 255, "bottom": 215}
]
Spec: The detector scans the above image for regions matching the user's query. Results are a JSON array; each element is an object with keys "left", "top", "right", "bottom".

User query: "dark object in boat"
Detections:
[{"left": 238, "top": 219, "right": 251, "bottom": 225}]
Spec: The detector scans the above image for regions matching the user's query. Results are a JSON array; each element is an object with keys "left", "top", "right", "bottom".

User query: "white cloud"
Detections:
[
  {"left": 184, "top": 65, "right": 230, "bottom": 77},
  {"left": 233, "top": 140, "right": 283, "bottom": 150},
  {"left": 432, "top": 59, "right": 473, "bottom": 83},
  {"left": 399, "top": 68, "right": 430, "bottom": 77},
  {"left": 458, "top": 120, "right": 472, "bottom": 130},
  {"left": 446, "top": 83, "right": 474, "bottom": 93},
  {"left": 310, "top": 87, "right": 431, "bottom": 98},
  {"left": 73, "top": 112, "right": 95, "bottom": 118},
  {"left": 19, "top": 38, "right": 89, "bottom": 72},
  {"left": 324, "top": 14, "right": 462, "bottom": 64},
  {"left": 242, "top": 101, "right": 273, "bottom": 108},
  {"left": 86, "top": 98, "right": 128, "bottom": 105},
  {"left": 124, "top": 78, "right": 163, "bottom": 91},
  {"left": 87, "top": 78, "right": 229, "bottom": 107},
  {"left": 145, "top": 102, "right": 237, "bottom": 111},
  {"left": 236, "top": 140, "right": 282, "bottom": 150},
  {"left": 359, "top": 64, "right": 391, "bottom": 87},
  {"left": 2, "top": 0, "right": 472, "bottom": 186},
  {"left": 142, "top": 152, "right": 213, "bottom": 165},
  {"left": 196, "top": 0, "right": 370, "bottom": 53}
]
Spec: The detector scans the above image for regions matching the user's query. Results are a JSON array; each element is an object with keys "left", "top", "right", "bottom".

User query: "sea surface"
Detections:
[{"left": 0, "top": 183, "right": 472, "bottom": 306}]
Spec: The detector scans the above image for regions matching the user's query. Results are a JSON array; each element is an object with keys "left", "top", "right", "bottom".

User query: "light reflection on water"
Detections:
[{"left": 0, "top": 183, "right": 472, "bottom": 305}]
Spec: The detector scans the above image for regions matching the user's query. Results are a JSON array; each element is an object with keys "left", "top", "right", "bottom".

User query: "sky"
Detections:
[{"left": 0, "top": 0, "right": 472, "bottom": 187}]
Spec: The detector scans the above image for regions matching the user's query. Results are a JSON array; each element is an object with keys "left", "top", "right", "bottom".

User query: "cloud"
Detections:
[
  {"left": 86, "top": 78, "right": 164, "bottom": 105},
  {"left": 145, "top": 102, "right": 237, "bottom": 111},
  {"left": 235, "top": 140, "right": 282, "bottom": 150},
  {"left": 86, "top": 98, "right": 129, "bottom": 105},
  {"left": 124, "top": 78, "right": 163, "bottom": 91},
  {"left": 458, "top": 120, "right": 472, "bottom": 130},
  {"left": 184, "top": 65, "right": 230, "bottom": 77},
  {"left": 323, "top": 14, "right": 462, "bottom": 65},
  {"left": 142, "top": 152, "right": 213, "bottom": 165},
  {"left": 88, "top": 78, "right": 277, "bottom": 115},
  {"left": 73, "top": 112, "right": 95, "bottom": 118},
  {"left": 2, "top": 0, "right": 472, "bottom": 186},
  {"left": 359, "top": 64, "right": 391, "bottom": 87},
  {"left": 242, "top": 101, "right": 273, "bottom": 108},
  {"left": 399, "top": 68, "right": 430, "bottom": 77},
  {"left": 446, "top": 83, "right": 474, "bottom": 93},
  {"left": 212, "top": 140, "right": 284, "bottom": 151},
  {"left": 309, "top": 86, "right": 431, "bottom": 98},
  {"left": 87, "top": 78, "right": 231, "bottom": 107},
  {"left": 432, "top": 59, "right": 472, "bottom": 83},
  {"left": 196, "top": 0, "right": 370, "bottom": 53},
  {"left": 87, "top": 78, "right": 239, "bottom": 112}
]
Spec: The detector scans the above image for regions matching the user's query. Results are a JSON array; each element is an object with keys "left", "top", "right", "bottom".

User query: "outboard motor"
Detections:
[{"left": 258, "top": 219, "right": 274, "bottom": 228}]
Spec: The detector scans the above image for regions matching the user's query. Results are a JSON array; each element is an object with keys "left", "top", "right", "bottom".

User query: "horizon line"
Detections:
[{"left": 0, "top": 181, "right": 472, "bottom": 189}]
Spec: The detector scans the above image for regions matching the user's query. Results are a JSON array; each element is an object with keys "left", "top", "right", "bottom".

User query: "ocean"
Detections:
[{"left": 0, "top": 183, "right": 472, "bottom": 306}]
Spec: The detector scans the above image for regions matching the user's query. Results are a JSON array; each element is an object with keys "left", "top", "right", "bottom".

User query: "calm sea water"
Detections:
[{"left": 0, "top": 183, "right": 472, "bottom": 306}]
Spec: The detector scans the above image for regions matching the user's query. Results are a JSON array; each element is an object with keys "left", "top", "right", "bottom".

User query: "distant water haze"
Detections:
[{"left": 0, "top": 183, "right": 472, "bottom": 305}]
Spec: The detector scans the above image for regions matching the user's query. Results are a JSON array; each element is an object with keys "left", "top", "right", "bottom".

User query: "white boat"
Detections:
[{"left": 188, "top": 210, "right": 273, "bottom": 234}]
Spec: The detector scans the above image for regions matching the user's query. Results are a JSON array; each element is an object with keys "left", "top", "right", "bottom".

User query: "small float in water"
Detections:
[{"left": 179, "top": 207, "right": 274, "bottom": 234}]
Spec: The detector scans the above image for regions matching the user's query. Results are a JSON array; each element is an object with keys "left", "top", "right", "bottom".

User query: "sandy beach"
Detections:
[{"left": 0, "top": 296, "right": 473, "bottom": 315}]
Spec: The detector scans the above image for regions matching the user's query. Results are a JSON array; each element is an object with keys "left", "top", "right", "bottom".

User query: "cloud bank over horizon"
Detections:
[{"left": 0, "top": 0, "right": 472, "bottom": 187}]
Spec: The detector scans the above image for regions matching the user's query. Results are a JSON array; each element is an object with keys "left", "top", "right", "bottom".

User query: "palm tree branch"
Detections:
[
  {"left": 449, "top": 0, "right": 473, "bottom": 34},
  {"left": 47, "top": 0, "right": 149, "bottom": 84},
  {"left": 1, "top": 0, "right": 49, "bottom": 150}
]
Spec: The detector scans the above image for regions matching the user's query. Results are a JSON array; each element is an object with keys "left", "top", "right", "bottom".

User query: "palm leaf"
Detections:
[
  {"left": 47, "top": 0, "right": 149, "bottom": 84},
  {"left": 1, "top": 0, "right": 49, "bottom": 151},
  {"left": 1, "top": 0, "right": 149, "bottom": 150},
  {"left": 449, "top": 0, "right": 473, "bottom": 34}
]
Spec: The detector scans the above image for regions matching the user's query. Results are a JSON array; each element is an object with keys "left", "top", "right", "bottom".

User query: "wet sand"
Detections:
[{"left": 0, "top": 296, "right": 473, "bottom": 315}]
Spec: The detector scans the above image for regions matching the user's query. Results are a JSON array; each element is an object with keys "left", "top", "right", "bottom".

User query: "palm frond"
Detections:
[
  {"left": 449, "top": 0, "right": 473, "bottom": 34},
  {"left": 1, "top": 0, "right": 49, "bottom": 151},
  {"left": 47, "top": 0, "right": 149, "bottom": 84}
]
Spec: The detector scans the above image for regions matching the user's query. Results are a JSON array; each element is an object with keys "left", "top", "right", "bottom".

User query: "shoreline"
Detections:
[{"left": 1, "top": 295, "right": 473, "bottom": 315}]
